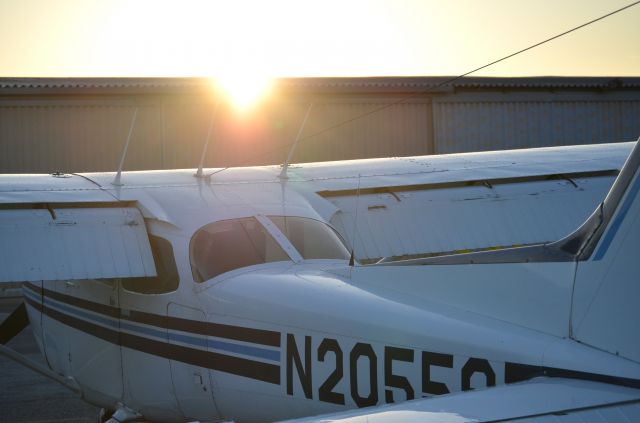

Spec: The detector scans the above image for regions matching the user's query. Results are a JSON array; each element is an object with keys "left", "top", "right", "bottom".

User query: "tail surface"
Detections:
[{"left": 571, "top": 139, "right": 640, "bottom": 363}]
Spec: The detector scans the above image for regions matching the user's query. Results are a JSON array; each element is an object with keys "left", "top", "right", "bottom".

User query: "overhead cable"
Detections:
[{"left": 208, "top": 0, "right": 640, "bottom": 176}]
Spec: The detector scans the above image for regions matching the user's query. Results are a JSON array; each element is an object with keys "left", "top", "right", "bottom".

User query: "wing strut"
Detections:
[
  {"left": 0, "top": 343, "right": 81, "bottom": 394},
  {"left": 0, "top": 302, "right": 28, "bottom": 344},
  {"left": 195, "top": 102, "right": 220, "bottom": 178},
  {"left": 0, "top": 302, "right": 81, "bottom": 394},
  {"left": 280, "top": 103, "right": 314, "bottom": 180},
  {"left": 112, "top": 108, "right": 139, "bottom": 186}
]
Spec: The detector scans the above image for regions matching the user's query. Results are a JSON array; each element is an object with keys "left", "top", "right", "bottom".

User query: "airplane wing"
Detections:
[
  {"left": 0, "top": 174, "right": 156, "bottom": 283},
  {"left": 285, "top": 378, "right": 640, "bottom": 422},
  {"left": 0, "top": 142, "right": 632, "bottom": 279},
  {"left": 294, "top": 142, "right": 634, "bottom": 263}
]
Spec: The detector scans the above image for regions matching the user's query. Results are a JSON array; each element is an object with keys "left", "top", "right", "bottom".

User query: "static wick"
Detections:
[
  {"left": 196, "top": 102, "right": 220, "bottom": 178},
  {"left": 112, "top": 108, "right": 139, "bottom": 186},
  {"left": 280, "top": 103, "right": 314, "bottom": 180}
]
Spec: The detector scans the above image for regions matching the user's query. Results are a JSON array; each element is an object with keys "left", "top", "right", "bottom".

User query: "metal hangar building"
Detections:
[{"left": 0, "top": 76, "right": 639, "bottom": 173}]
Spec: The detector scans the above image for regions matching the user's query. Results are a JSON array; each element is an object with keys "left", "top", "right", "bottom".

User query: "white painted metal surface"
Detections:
[
  {"left": 518, "top": 403, "right": 640, "bottom": 422},
  {"left": 118, "top": 253, "right": 184, "bottom": 423},
  {"left": 0, "top": 173, "right": 115, "bottom": 204},
  {"left": 293, "top": 143, "right": 631, "bottom": 260},
  {"left": 3, "top": 141, "right": 640, "bottom": 423},
  {"left": 0, "top": 207, "right": 156, "bottom": 282},
  {"left": 0, "top": 142, "right": 623, "bottom": 263},
  {"left": 349, "top": 262, "right": 576, "bottom": 338},
  {"left": 283, "top": 378, "right": 640, "bottom": 422},
  {"left": 286, "top": 142, "right": 631, "bottom": 191},
  {"left": 61, "top": 279, "right": 124, "bottom": 403},
  {"left": 196, "top": 257, "right": 640, "bottom": 422},
  {"left": 572, "top": 169, "right": 640, "bottom": 363},
  {"left": 167, "top": 303, "right": 220, "bottom": 421},
  {"left": 329, "top": 175, "right": 615, "bottom": 261}
]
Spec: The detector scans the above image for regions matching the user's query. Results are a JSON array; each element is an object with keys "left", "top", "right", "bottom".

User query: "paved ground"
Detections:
[{"left": 0, "top": 297, "right": 99, "bottom": 423}]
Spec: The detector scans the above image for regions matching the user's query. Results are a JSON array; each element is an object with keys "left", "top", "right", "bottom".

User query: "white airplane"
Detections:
[{"left": 0, "top": 140, "right": 638, "bottom": 423}]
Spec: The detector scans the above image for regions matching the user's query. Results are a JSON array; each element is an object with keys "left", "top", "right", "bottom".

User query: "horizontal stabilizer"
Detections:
[
  {"left": 0, "top": 207, "right": 156, "bottom": 283},
  {"left": 284, "top": 378, "right": 640, "bottom": 422}
]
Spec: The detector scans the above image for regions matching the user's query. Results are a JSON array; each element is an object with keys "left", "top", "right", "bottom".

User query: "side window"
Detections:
[
  {"left": 190, "top": 217, "right": 290, "bottom": 283},
  {"left": 123, "top": 235, "right": 179, "bottom": 294}
]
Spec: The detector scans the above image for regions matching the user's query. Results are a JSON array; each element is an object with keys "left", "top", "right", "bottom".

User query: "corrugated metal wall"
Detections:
[
  {"left": 0, "top": 79, "right": 639, "bottom": 173},
  {"left": 434, "top": 99, "right": 640, "bottom": 154},
  {"left": 284, "top": 101, "right": 432, "bottom": 163},
  {"left": 0, "top": 104, "right": 162, "bottom": 173},
  {"left": 0, "top": 99, "right": 433, "bottom": 173}
]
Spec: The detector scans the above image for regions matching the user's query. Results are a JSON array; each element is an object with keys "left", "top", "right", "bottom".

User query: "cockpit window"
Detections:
[
  {"left": 268, "top": 216, "right": 350, "bottom": 260},
  {"left": 190, "top": 217, "right": 290, "bottom": 283}
]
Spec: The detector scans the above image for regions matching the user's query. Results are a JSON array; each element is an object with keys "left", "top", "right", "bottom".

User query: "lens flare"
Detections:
[{"left": 214, "top": 72, "right": 273, "bottom": 112}]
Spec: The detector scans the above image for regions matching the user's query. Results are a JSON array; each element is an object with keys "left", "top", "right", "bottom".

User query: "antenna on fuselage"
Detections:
[
  {"left": 279, "top": 103, "right": 314, "bottom": 180},
  {"left": 112, "top": 107, "right": 139, "bottom": 186},
  {"left": 349, "top": 174, "right": 362, "bottom": 267},
  {"left": 196, "top": 102, "right": 220, "bottom": 178}
]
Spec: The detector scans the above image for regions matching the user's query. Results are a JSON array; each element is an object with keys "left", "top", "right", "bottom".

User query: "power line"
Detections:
[{"left": 208, "top": 0, "right": 640, "bottom": 176}]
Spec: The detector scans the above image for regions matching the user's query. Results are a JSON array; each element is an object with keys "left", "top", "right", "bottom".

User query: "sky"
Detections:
[{"left": 0, "top": 0, "right": 638, "bottom": 79}]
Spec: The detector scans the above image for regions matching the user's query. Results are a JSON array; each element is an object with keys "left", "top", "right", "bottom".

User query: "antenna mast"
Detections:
[
  {"left": 196, "top": 102, "right": 220, "bottom": 178},
  {"left": 112, "top": 107, "right": 139, "bottom": 186},
  {"left": 280, "top": 103, "right": 314, "bottom": 180}
]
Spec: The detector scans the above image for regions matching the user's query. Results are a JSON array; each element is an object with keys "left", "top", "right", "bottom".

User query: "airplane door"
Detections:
[
  {"left": 117, "top": 232, "right": 184, "bottom": 421},
  {"left": 118, "top": 285, "right": 181, "bottom": 420},
  {"left": 167, "top": 302, "right": 220, "bottom": 421},
  {"left": 34, "top": 280, "right": 70, "bottom": 377},
  {"left": 64, "top": 278, "right": 124, "bottom": 403}
]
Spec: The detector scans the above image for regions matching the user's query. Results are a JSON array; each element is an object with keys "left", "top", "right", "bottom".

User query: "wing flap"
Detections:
[{"left": 0, "top": 207, "right": 156, "bottom": 283}]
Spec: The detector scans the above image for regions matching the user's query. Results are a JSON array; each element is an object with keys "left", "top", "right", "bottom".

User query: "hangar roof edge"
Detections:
[{"left": 1, "top": 76, "right": 639, "bottom": 95}]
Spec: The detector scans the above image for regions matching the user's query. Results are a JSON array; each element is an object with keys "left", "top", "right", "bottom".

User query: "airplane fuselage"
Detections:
[
  {"left": 4, "top": 142, "right": 639, "bottom": 422},
  {"left": 22, "top": 258, "right": 640, "bottom": 422}
]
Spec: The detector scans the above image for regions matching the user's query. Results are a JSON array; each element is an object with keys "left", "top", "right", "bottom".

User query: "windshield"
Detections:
[
  {"left": 268, "top": 216, "right": 350, "bottom": 260},
  {"left": 190, "top": 217, "right": 290, "bottom": 282}
]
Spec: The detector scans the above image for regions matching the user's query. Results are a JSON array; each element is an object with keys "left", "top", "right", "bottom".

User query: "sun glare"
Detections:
[{"left": 214, "top": 73, "right": 273, "bottom": 112}]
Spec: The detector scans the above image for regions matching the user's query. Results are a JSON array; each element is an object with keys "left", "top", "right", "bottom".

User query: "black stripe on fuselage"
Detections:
[
  {"left": 120, "top": 332, "right": 279, "bottom": 384},
  {"left": 23, "top": 284, "right": 640, "bottom": 391},
  {"left": 24, "top": 295, "right": 120, "bottom": 345},
  {"left": 23, "top": 282, "right": 280, "bottom": 347},
  {"left": 124, "top": 308, "right": 280, "bottom": 347},
  {"left": 22, "top": 283, "right": 281, "bottom": 385}
]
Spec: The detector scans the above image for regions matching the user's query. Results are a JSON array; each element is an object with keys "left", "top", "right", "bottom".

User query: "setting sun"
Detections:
[{"left": 213, "top": 72, "right": 273, "bottom": 111}]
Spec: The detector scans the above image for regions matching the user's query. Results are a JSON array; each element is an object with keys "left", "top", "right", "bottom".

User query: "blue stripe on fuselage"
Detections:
[{"left": 23, "top": 285, "right": 280, "bottom": 363}]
